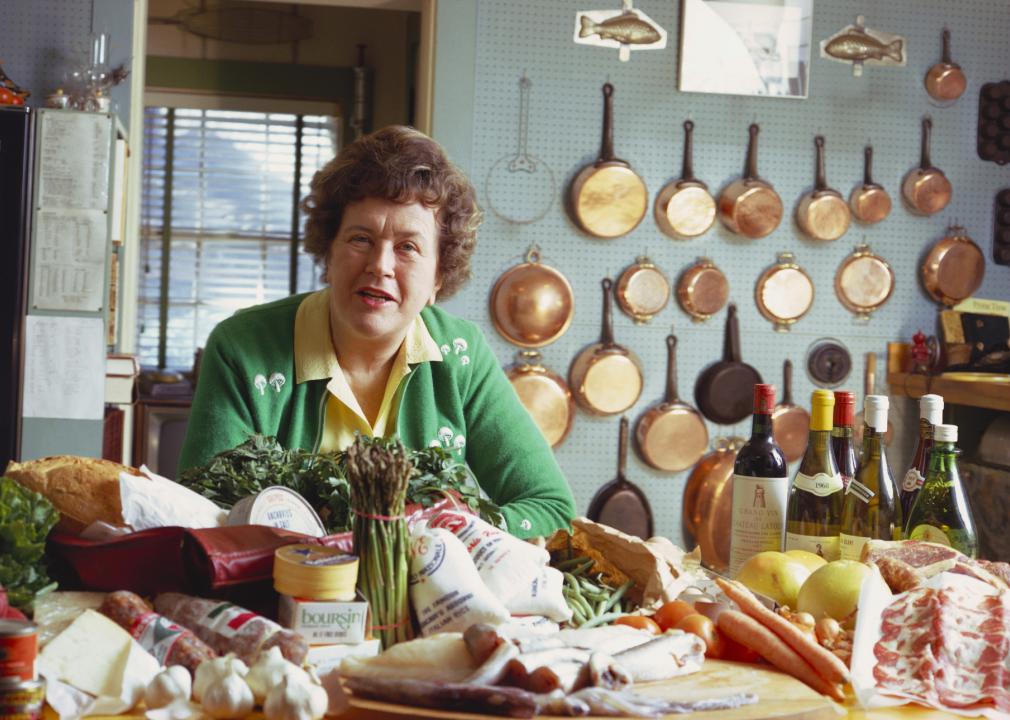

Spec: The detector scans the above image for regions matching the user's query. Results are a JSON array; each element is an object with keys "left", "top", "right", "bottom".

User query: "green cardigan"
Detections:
[{"left": 179, "top": 293, "right": 576, "bottom": 538}]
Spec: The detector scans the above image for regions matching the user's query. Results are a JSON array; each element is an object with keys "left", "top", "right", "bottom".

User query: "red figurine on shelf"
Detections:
[{"left": 910, "top": 329, "right": 939, "bottom": 374}]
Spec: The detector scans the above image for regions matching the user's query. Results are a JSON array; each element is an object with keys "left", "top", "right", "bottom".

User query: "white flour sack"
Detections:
[
  {"left": 409, "top": 524, "right": 510, "bottom": 635},
  {"left": 427, "top": 511, "right": 549, "bottom": 604},
  {"left": 503, "top": 565, "right": 572, "bottom": 623}
]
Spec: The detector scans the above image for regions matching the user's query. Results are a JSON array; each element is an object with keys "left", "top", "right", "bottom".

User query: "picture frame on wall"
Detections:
[{"left": 678, "top": 0, "right": 813, "bottom": 99}]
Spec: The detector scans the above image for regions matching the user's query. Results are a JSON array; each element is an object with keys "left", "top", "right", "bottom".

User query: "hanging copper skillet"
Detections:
[
  {"left": 570, "top": 83, "right": 648, "bottom": 239},
  {"left": 921, "top": 225, "right": 985, "bottom": 306},
  {"left": 615, "top": 256, "right": 670, "bottom": 324},
  {"left": 694, "top": 303, "right": 763, "bottom": 425},
  {"left": 677, "top": 258, "right": 729, "bottom": 323},
  {"left": 849, "top": 146, "right": 892, "bottom": 224},
  {"left": 771, "top": 360, "right": 810, "bottom": 463},
  {"left": 655, "top": 120, "right": 716, "bottom": 240},
  {"left": 835, "top": 243, "right": 895, "bottom": 320},
  {"left": 634, "top": 335, "right": 709, "bottom": 473},
  {"left": 925, "top": 29, "right": 967, "bottom": 103},
  {"left": 681, "top": 437, "right": 744, "bottom": 572},
  {"left": 569, "top": 278, "right": 644, "bottom": 416},
  {"left": 796, "top": 136, "right": 851, "bottom": 241},
  {"left": 489, "top": 245, "right": 574, "bottom": 348},
  {"left": 902, "top": 117, "right": 952, "bottom": 216},
  {"left": 587, "top": 416, "right": 654, "bottom": 540},
  {"left": 718, "top": 123, "right": 783, "bottom": 239},
  {"left": 506, "top": 351, "right": 575, "bottom": 448}
]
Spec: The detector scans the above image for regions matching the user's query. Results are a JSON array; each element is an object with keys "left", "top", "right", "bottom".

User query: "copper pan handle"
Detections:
[
  {"left": 920, "top": 117, "right": 933, "bottom": 170},
  {"left": 744, "top": 124, "right": 760, "bottom": 180},
  {"left": 600, "top": 277, "right": 615, "bottom": 346},
  {"left": 617, "top": 416, "right": 629, "bottom": 481},
  {"left": 682, "top": 120, "right": 696, "bottom": 181},
  {"left": 941, "top": 28, "right": 952, "bottom": 65},
  {"left": 665, "top": 334, "right": 679, "bottom": 403},
  {"left": 863, "top": 145, "right": 875, "bottom": 185},
  {"left": 782, "top": 359, "right": 794, "bottom": 405},
  {"left": 600, "top": 83, "right": 615, "bottom": 162},
  {"left": 814, "top": 136, "right": 827, "bottom": 191}
]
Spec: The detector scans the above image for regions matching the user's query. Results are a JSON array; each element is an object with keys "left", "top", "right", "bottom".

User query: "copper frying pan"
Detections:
[
  {"left": 680, "top": 437, "right": 744, "bottom": 572},
  {"left": 587, "top": 416, "right": 654, "bottom": 540},
  {"left": 771, "top": 360, "right": 810, "bottom": 463},
  {"left": 718, "top": 123, "right": 783, "bottom": 239},
  {"left": 634, "top": 335, "right": 709, "bottom": 472},
  {"left": 849, "top": 146, "right": 892, "bottom": 224},
  {"left": 506, "top": 351, "right": 575, "bottom": 448},
  {"left": 654, "top": 120, "right": 716, "bottom": 239},
  {"left": 489, "top": 246, "right": 574, "bottom": 348},
  {"left": 569, "top": 278, "right": 644, "bottom": 415},
  {"left": 925, "top": 29, "right": 966, "bottom": 103},
  {"left": 902, "top": 117, "right": 952, "bottom": 216},
  {"left": 570, "top": 83, "right": 648, "bottom": 238},
  {"left": 796, "top": 136, "right": 851, "bottom": 241},
  {"left": 854, "top": 353, "right": 893, "bottom": 449},
  {"left": 921, "top": 225, "right": 985, "bottom": 306},
  {"left": 677, "top": 258, "right": 729, "bottom": 323}
]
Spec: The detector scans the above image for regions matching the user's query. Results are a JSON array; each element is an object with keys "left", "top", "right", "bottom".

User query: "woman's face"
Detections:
[{"left": 326, "top": 197, "right": 441, "bottom": 352}]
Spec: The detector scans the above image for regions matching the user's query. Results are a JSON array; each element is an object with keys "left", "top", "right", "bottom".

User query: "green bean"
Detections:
[
  {"left": 569, "top": 603, "right": 587, "bottom": 626},
  {"left": 579, "top": 577, "right": 603, "bottom": 594},
  {"left": 582, "top": 590, "right": 610, "bottom": 603},
  {"left": 579, "top": 611, "right": 624, "bottom": 629},
  {"left": 595, "top": 598, "right": 607, "bottom": 616},
  {"left": 553, "top": 556, "right": 587, "bottom": 571},
  {"left": 600, "top": 580, "right": 635, "bottom": 615},
  {"left": 567, "top": 589, "right": 593, "bottom": 619}
]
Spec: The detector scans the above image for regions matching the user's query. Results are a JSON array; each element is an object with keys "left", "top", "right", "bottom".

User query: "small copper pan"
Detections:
[
  {"left": 771, "top": 360, "right": 810, "bottom": 463},
  {"left": 925, "top": 29, "right": 967, "bottom": 103},
  {"left": 506, "top": 351, "right": 575, "bottom": 448},
  {"left": 835, "top": 243, "right": 895, "bottom": 321},
  {"left": 796, "top": 136, "right": 851, "bottom": 241},
  {"left": 921, "top": 225, "right": 985, "bottom": 306},
  {"left": 615, "top": 256, "right": 670, "bottom": 324},
  {"left": 850, "top": 146, "right": 892, "bottom": 224},
  {"left": 569, "top": 278, "right": 644, "bottom": 416},
  {"left": 676, "top": 257, "right": 729, "bottom": 323},
  {"left": 902, "top": 117, "right": 952, "bottom": 216},
  {"left": 655, "top": 120, "right": 716, "bottom": 239},
  {"left": 489, "top": 246, "right": 574, "bottom": 348},
  {"left": 634, "top": 335, "right": 709, "bottom": 473},
  {"left": 718, "top": 123, "right": 783, "bottom": 239},
  {"left": 755, "top": 252, "right": 814, "bottom": 332},
  {"left": 681, "top": 437, "right": 744, "bottom": 572}
]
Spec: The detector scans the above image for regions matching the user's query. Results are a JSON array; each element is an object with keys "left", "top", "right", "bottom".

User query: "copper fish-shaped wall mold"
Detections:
[
  {"left": 820, "top": 16, "right": 906, "bottom": 77},
  {"left": 573, "top": 8, "right": 667, "bottom": 62}
]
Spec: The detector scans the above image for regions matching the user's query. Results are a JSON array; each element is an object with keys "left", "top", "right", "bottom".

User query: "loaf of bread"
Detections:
[{"left": 4, "top": 456, "right": 138, "bottom": 534}]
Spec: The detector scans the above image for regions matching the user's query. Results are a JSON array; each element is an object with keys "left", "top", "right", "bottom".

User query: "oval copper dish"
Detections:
[
  {"left": 902, "top": 116, "right": 952, "bottom": 216},
  {"left": 677, "top": 258, "right": 729, "bottom": 323},
  {"left": 654, "top": 120, "right": 716, "bottom": 239},
  {"left": 681, "top": 437, "right": 744, "bottom": 572},
  {"left": 615, "top": 256, "right": 670, "bottom": 324},
  {"left": 835, "top": 243, "right": 895, "bottom": 320},
  {"left": 796, "top": 135, "right": 851, "bottom": 242},
  {"left": 921, "top": 226, "right": 985, "bottom": 306},
  {"left": 850, "top": 146, "right": 891, "bottom": 224},
  {"left": 506, "top": 351, "right": 575, "bottom": 448},
  {"left": 925, "top": 29, "right": 966, "bottom": 103},
  {"left": 489, "top": 246, "right": 574, "bottom": 348},
  {"left": 755, "top": 252, "right": 814, "bottom": 332},
  {"left": 718, "top": 123, "right": 783, "bottom": 239},
  {"left": 570, "top": 83, "right": 648, "bottom": 239},
  {"left": 771, "top": 360, "right": 810, "bottom": 463}
]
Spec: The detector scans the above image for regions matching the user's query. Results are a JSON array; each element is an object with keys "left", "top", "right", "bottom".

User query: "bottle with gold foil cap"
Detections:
[{"left": 785, "top": 389, "right": 844, "bottom": 561}]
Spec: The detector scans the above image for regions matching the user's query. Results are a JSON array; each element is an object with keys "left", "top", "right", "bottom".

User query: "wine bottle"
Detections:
[
  {"left": 839, "top": 395, "right": 903, "bottom": 561},
  {"left": 730, "top": 384, "right": 789, "bottom": 576},
  {"left": 785, "top": 389, "right": 844, "bottom": 561},
  {"left": 831, "top": 391, "right": 857, "bottom": 492},
  {"left": 899, "top": 394, "right": 944, "bottom": 519},
  {"left": 904, "top": 424, "right": 979, "bottom": 558}
]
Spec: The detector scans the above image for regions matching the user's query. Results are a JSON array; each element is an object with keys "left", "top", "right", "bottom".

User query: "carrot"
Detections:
[
  {"left": 718, "top": 609, "right": 845, "bottom": 702},
  {"left": 715, "top": 577, "right": 851, "bottom": 685}
]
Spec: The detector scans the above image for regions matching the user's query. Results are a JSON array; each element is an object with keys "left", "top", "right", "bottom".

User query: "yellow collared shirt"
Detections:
[{"left": 293, "top": 290, "right": 442, "bottom": 452}]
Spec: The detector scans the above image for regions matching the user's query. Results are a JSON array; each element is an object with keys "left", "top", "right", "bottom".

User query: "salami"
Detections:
[
  {"left": 99, "top": 590, "right": 216, "bottom": 674},
  {"left": 861, "top": 540, "right": 1009, "bottom": 592},
  {"left": 154, "top": 593, "right": 307, "bottom": 665}
]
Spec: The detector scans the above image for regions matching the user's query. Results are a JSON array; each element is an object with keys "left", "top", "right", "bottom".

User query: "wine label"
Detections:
[
  {"left": 902, "top": 468, "right": 924, "bottom": 493},
  {"left": 729, "top": 474, "right": 789, "bottom": 577},
  {"left": 845, "top": 479, "right": 875, "bottom": 503},
  {"left": 785, "top": 532, "right": 840, "bottom": 562},
  {"left": 792, "top": 471, "right": 843, "bottom": 498},
  {"left": 839, "top": 533, "right": 870, "bottom": 561}
]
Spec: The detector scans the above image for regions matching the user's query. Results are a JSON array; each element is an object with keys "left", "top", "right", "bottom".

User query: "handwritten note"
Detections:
[
  {"left": 22, "top": 315, "right": 105, "bottom": 420},
  {"left": 31, "top": 209, "right": 108, "bottom": 312},
  {"left": 37, "top": 111, "right": 110, "bottom": 210}
]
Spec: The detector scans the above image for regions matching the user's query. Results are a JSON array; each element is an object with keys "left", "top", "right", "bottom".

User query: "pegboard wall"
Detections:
[{"left": 435, "top": 0, "right": 1010, "bottom": 545}]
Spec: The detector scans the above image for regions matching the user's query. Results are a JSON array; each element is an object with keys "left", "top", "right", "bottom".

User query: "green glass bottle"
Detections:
[
  {"left": 839, "top": 395, "right": 903, "bottom": 561},
  {"left": 904, "top": 424, "right": 978, "bottom": 558},
  {"left": 786, "top": 389, "right": 844, "bottom": 561}
]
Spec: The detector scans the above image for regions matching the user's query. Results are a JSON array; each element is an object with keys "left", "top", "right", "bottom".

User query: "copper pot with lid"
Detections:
[
  {"left": 676, "top": 258, "right": 729, "bottom": 323},
  {"left": 902, "top": 117, "right": 952, "bottom": 216},
  {"left": 506, "top": 351, "right": 575, "bottom": 448},
  {"left": 615, "top": 256, "right": 670, "bottom": 324},
  {"left": 654, "top": 120, "right": 716, "bottom": 239},
  {"left": 755, "top": 252, "right": 814, "bottom": 332},
  {"left": 849, "top": 146, "right": 892, "bottom": 225},
  {"left": 835, "top": 243, "right": 895, "bottom": 321},
  {"left": 925, "top": 29, "right": 966, "bottom": 103},
  {"left": 796, "top": 135, "right": 851, "bottom": 242},
  {"left": 718, "top": 123, "right": 783, "bottom": 239},
  {"left": 681, "top": 437, "right": 745, "bottom": 572},
  {"left": 921, "top": 225, "right": 985, "bottom": 306},
  {"left": 489, "top": 245, "right": 574, "bottom": 348}
]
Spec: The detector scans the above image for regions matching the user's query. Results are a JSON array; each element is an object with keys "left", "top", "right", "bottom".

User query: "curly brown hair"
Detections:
[{"left": 301, "top": 125, "right": 481, "bottom": 299}]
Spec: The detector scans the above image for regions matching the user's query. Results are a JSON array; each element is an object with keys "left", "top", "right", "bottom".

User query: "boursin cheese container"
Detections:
[{"left": 227, "top": 487, "right": 326, "bottom": 537}]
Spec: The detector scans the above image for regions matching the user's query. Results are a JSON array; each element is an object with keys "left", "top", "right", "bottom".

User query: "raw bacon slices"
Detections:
[{"left": 873, "top": 582, "right": 1010, "bottom": 713}]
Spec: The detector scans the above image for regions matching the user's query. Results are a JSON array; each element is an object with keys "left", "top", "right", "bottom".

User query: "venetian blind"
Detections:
[{"left": 138, "top": 107, "right": 339, "bottom": 369}]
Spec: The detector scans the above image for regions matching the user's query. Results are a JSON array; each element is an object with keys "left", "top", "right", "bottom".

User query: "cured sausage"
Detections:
[{"left": 99, "top": 591, "right": 216, "bottom": 674}]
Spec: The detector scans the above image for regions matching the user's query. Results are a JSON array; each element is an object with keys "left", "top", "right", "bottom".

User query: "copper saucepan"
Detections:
[
  {"left": 506, "top": 350, "right": 575, "bottom": 448},
  {"left": 677, "top": 257, "right": 729, "bottom": 323},
  {"left": 489, "top": 245, "right": 574, "bottom": 348},
  {"left": 634, "top": 334, "right": 709, "bottom": 473},
  {"left": 718, "top": 123, "right": 783, "bottom": 239},
  {"left": 569, "top": 278, "right": 644, "bottom": 416},
  {"left": 681, "top": 437, "right": 744, "bottom": 573},
  {"left": 921, "top": 225, "right": 985, "bottom": 306},
  {"left": 654, "top": 120, "right": 716, "bottom": 239},
  {"left": 771, "top": 359, "right": 810, "bottom": 463},
  {"left": 902, "top": 117, "right": 952, "bottom": 216},
  {"left": 849, "top": 146, "right": 892, "bottom": 224},
  {"left": 615, "top": 256, "right": 670, "bottom": 324},
  {"left": 569, "top": 83, "right": 648, "bottom": 239},
  {"left": 796, "top": 136, "right": 851, "bottom": 242},
  {"left": 925, "top": 29, "right": 966, "bottom": 103}
]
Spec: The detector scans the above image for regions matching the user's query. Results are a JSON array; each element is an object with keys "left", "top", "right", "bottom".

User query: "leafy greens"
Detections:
[{"left": 0, "top": 477, "right": 59, "bottom": 611}]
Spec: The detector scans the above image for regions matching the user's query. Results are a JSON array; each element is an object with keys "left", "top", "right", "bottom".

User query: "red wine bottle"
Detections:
[{"left": 831, "top": 391, "right": 857, "bottom": 492}]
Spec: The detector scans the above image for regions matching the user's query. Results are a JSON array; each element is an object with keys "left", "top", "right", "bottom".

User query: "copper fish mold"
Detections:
[
  {"left": 574, "top": 4, "right": 667, "bottom": 62},
  {"left": 820, "top": 15, "right": 906, "bottom": 77}
]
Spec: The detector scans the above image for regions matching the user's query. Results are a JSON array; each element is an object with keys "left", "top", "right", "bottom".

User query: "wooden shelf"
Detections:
[{"left": 887, "top": 372, "right": 1010, "bottom": 412}]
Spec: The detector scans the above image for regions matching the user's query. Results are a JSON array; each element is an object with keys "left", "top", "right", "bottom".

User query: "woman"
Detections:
[{"left": 179, "top": 126, "right": 576, "bottom": 538}]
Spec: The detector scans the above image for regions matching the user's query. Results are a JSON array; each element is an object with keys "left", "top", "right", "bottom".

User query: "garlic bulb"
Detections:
[
  {"left": 201, "top": 671, "right": 254, "bottom": 720},
  {"left": 263, "top": 674, "right": 329, "bottom": 720},
  {"left": 145, "top": 666, "right": 192, "bottom": 709},
  {"left": 193, "top": 654, "right": 249, "bottom": 703},
  {"left": 245, "top": 646, "right": 309, "bottom": 704}
]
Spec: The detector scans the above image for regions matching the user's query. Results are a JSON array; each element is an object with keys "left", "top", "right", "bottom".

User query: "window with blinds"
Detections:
[{"left": 138, "top": 107, "right": 339, "bottom": 370}]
